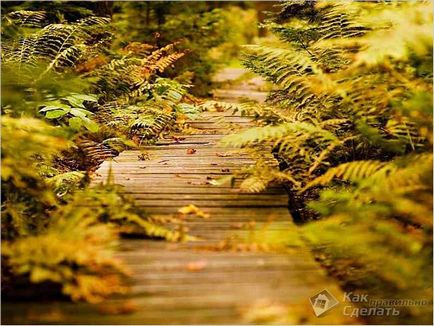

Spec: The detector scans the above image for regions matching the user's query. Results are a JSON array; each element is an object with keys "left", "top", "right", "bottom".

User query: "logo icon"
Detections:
[{"left": 309, "top": 289, "right": 339, "bottom": 317}]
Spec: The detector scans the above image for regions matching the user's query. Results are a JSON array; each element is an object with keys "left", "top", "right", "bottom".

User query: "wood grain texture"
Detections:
[{"left": 2, "top": 68, "right": 357, "bottom": 325}]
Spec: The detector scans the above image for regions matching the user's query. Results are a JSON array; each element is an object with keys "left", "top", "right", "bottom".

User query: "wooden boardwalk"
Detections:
[{"left": 2, "top": 69, "right": 356, "bottom": 325}]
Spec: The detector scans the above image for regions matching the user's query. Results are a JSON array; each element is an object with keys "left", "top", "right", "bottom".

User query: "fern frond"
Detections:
[
  {"left": 3, "top": 16, "right": 111, "bottom": 75},
  {"left": 303, "top": 153, "right": 433, "bottom": 192},
  {"left": 385, "top": 118, "right": 425, "bottom": 149},
  {"left": 76, "top": 138, "right": 117, "bottom": 167},
  {"left": 315, "top": 2, "right": 367, "bottom": 41},
  {"left": 239, "top": 161, "right": 302, "bottom": 192},
  {"left": 2, "top": 211, "right": 127, "bottom": 303},
  {"left": 75, "top": 16, "right": 111, "bottom": 26},
  {"left": 302, "top": 160, "right": 391, "bottom": 191},
  {"left": 221, "top": 122, "right": 338, "bottom": 149},
  {"left": 243, "top": 45, "right": 321, "bottom": 89},
  {"left": 146, "top": 42, "right": 178, "bottom": 62},
  {"left": 5, "top": 10, "right": 48, "bottom": 27},
  {"left": 153, "top": 52, "right": 185, "bottom": 72},
  {"left": 91, "top": 43, "right": 184, "bottom": 102}
]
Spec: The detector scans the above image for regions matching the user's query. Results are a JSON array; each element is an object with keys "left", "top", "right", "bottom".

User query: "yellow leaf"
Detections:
[
  {"left": 178, "top": 204, "right": 210, "bottom": 218},
  {"left": 178, "top": 204, "right": 199, "bottom": 214}
]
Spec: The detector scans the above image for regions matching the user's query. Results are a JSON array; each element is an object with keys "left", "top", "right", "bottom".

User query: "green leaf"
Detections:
[
  {"left": 39, "top": 101, "right": 71, "bottom": 112},
  {"left": 70, "top": 108, "right": 93, "bottom": 118},
  {"left": 64, "top": 94, "right": 98, "bottom": 108},
  {"left": 81, "top": 116, "right": 99, "bottom": 132},
  {"left": 45, "top": 109, "right": 67, "bottom": 119},
  {"left": 68, "top": 116, "right": 83, "bottom": 130}
]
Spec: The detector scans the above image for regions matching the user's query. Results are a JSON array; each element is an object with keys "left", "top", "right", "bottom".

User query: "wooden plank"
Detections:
[
  {"left": 116, "top": 188, "right": 283, "bottom": 194},
  {"left": 98, "top": 161, "right": 257, "bottom": 167},
  {"left": 134, "top": 202, "right": 287, "bottom": 208}
]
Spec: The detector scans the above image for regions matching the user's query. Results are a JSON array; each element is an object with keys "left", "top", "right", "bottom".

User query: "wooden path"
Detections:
[{"left": 2, "top": 68, "right": 356, "bottom": 325}]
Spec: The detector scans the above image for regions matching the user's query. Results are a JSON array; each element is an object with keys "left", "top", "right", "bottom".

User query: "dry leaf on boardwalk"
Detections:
[
  {"left": 172, "top": 136, "right": 185, "bottom": 143},
  {"left": 186, "top": 260, "right": 208, "bottom": 272},
  {"left": 216, "top": 152, "right": 231, "bottom": 157},
  {"left": 178, "top": 204, "right": 210, "bottom": 218},
  {"left": 138, "top": 152, "right": 151, "bottom": 161},
  {"left": 97, "top": 300, "right": 138, "bottom": 315}
]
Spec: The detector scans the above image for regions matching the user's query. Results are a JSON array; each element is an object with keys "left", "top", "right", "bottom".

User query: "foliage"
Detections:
[
  {"left": 112, "top": 2, "right": 230, "bottom": 96},
  {"left": 208, "top": 6, "right": 258, "bottom": 64},
  {"left": 223, "top": 1, "right": 433, "bottom": 323},
  {"left": 89, "top": 43, "right": 185, "bottom": 102},
  {"left": 227, "top": 0, "right": 432, "bottom": 193},
  {"left": 1, "top": 116, "right": 67, "bottom": 238},
  {"left": 39, "top": 93, "right": 99, "bottom": 132},
  {"left": 46, "top": 171, "right": 87, "bottom": 198},
  {"left": 75, "top": 181, "right": 190, "bottom": 242},
  {"left": 85, "top": 40, "right": 196, "bottom": 142},
  {"left": 2, "top": 10, "right": 111, "bottom": 77},
  {"left": 2, "top": 211, "right": 126, "bottom": 303},
  {"left": 0, "top": 115, "right": 125, "bottom": 302},
  {"left": 1, "top": 4, "right": 197, "bottom": 303}
]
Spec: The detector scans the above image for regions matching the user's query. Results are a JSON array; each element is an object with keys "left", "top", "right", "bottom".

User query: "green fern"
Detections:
[
  {"left": 90, "top": 43, "right": 184, "bottom": 102},
  {"left": 4, "top": 10, "right": 48, "bottom": 28},
  {"left": 236, "top": 2, "right": 432, "bottom": 322},
  {"left": 302, "top": 160, "right": 391, "bottom": 191},
  {"left": 2, "top": 14, "right": 111, "bottom": 76}
]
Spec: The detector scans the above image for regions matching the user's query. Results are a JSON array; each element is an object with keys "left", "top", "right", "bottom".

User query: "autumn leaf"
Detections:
[
  {"left": 97, "top": 300, "right": 138, "bottom": 315},
  {"left": 172, "top": 136, "right": 186, "bottom": 143},
  {"left": 216, "top": 152, "right": 231, "bottom": 157},
  {"left": 178, "top": 204, "right": 210, "bottom": 218},
  {"left": 186, "top": 260, "right": 208, "bottom": 272}
]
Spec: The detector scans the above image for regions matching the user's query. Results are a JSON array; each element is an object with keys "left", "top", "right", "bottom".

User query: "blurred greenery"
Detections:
[{"left": 112, "top": 1, "right": 262, "bottom": 96}]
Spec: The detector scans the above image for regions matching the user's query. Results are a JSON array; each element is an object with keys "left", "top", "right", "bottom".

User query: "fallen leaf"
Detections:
[
  {"left": 188, "top": 181, "right": 207, "bottom": 185},
  {"left": 172, "top": 136, "right": 186, "bottom": 143},
  {"left": 187, "top": 148, "right": 197, "bottom": 154},
  {"left": 197, "top": 211, "right": 210, "bottom": 219},
  {"left": 186, "top": 260, "right": 208, "bottom": 272},
  {"left": 178, "top": 204, "right": 200, "bottom": 214},
  {"left": 216, "top": 152, "right": 231, "bottom": 157},
  {"left": 138, "top": 153, "right": 151, "bottom": 161},
  {"left": 97, "top": 300, "right": 138, "bottom": 315},
  {"left": 178, "top": 204, "right": 210, "bottom": 218}
]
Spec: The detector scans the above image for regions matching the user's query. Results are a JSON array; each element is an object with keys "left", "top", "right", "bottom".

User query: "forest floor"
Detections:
[{"left": 2, "top": 68, "right": 358, "bottom": 325}]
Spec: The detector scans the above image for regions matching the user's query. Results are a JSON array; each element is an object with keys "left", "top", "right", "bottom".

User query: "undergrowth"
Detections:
[
  {"left": 1, "top": 5, "right": 201, "bottom": 303},
  {"left": 214, "top": 1, "right": 433, "bottom": 323}
]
